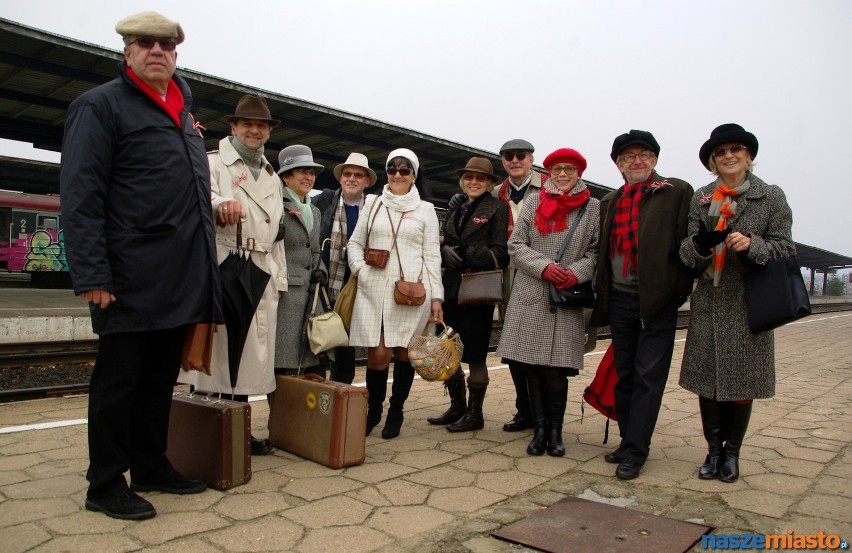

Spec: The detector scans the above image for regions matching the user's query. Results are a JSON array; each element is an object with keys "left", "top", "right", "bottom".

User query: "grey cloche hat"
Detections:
[
  {"left": 333, "top": 152, "right": 377, "bottom": 186},
  {"left": 499, "top": 139, "right": 535, "bottom": 154},
  {"left": 277, "top": 145, "right": 324, "bottom": 176},
  {"left": 116, "top": 11, "right": 185, "bottom": 45}
]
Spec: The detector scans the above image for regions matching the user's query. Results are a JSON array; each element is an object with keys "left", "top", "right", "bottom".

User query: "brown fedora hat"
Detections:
[
  {"left": 225, "top": 95, "right": 280, "bottom": 126},
  {"left": 455, "top": 157, "right": 500, "bottom": 182}
]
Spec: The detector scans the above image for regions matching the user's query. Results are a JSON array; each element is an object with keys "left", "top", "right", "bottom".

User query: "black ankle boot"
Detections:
[
  {"left": 447, "top": 385, "right": 486, "bottom": 433},
  {"left": 526, "top": 372, "right": 547, "bottom": 456},
  {"left": 365, "top": 368, "right": 388, "bottom": 436},
  {"left": 427, "top": 370, "right": 466, "bottom": 425},
  {"left": 545, "top": 381, "right": 568, "bottom": 457},
  {"left": 382, "top": 360, "right": 414, "bottom": 439},
  {"left": 698, "top": 396, "right": 724, "bottom": 479},
  {"left": 718, "top": 401, "right": 752, "bottom": 483}
]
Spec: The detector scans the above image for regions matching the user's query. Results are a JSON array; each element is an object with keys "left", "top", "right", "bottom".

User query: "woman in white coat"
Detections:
[
  {"left": 347, "top": 148, "right": 444, "bottom": 439},
  {"left": 179, "top": 95, "right": 287, "bottom": 456}
]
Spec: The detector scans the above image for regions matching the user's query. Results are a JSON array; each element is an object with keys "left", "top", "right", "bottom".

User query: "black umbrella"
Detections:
[{"left": 218, "top": 221, "right": 270, "bottom": 388}]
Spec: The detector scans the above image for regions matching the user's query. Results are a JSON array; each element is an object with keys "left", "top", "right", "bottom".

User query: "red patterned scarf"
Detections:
[
  {"left": 609, "top": 177, "right": 650, "bottom": 277},
  {"left": 705, "top": 181, "right": 748, "bottom": 286},
  {"left": 125, "top": 66, "right": 185, "bottom": 128},
  {"left": 533, "top": 182, "right": 590, "bottom": 235}
]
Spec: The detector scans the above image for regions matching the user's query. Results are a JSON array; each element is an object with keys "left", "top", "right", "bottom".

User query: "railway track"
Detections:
[{"left": 0, "top": 302, "right": 849, "bottom": 402}]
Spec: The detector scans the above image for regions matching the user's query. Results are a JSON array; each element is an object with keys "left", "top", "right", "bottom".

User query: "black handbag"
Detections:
[
  {"left": 548, "top": 204, "right": 596, "bottom": 309},
  {"left": 744, "top": 255, "right": 811, "bottom": 332},
  {"left": 457, "top": 250, "right": 503, "bottom": 306}
]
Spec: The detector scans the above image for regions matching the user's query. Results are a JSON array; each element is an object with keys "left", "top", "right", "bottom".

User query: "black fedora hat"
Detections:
[{"left": 699, "top": 123, "right": 758, "bottom": 169}]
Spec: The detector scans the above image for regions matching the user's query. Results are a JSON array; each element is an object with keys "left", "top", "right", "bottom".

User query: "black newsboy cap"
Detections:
[{"left": 610, "top": 130, "right": 660, "bottom": 162}]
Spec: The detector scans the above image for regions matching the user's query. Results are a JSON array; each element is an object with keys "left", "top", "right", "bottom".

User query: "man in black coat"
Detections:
[
  {"left": 312, "top": 152, "right": 377, "bottom": 383},
  {"left": 60, "top": 11, "right": 221, "bottom": 520}
]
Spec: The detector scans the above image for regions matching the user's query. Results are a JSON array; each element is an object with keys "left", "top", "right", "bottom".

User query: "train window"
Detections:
[{"left": 39, "top": 215, "right": 58, "bottom": 231}]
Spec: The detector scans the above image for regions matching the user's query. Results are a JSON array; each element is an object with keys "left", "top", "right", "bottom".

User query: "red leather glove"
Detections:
[
  {"left": 542, "top": 263, "right": 571, "bottom": 288},
  {"left": 557, "top": 269, "right": 579, "bottom": 290}
]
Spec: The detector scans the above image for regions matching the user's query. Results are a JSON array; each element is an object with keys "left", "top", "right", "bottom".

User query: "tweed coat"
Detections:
[
  {"left": 442, "top": 194, "right": 509, "bottom": 362},
  {"left": 274, "top": 194, "right": 326, "bottom": 369},
  {"left": 347, "top": 191, "right": 444, "bottom": 348},
  {"left": 180, "top": 138, "right": 288, "bottom": 394},
  {"left": 679, "top": 173, "right": 794, "bottom": 401},
  {"left": 496, "top": 182, "right": 600, "bottom": 370}
]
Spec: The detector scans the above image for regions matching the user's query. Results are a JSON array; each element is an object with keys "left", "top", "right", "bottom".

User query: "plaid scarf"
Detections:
[
  {"left": 534, "top": 180, "right": 591, "bottom": 235},
  {"left": 704, "top": 178, "right": 750, "bottom": 286},
  {"left": 125, "top": 66, "right": 184, "bottom": 128},
  {"left": 328, "top": 194, "right": 363, "bottom": 296},
  {"left": 496, "top": 180, "right": 516, "bottom": 237},
  {"left": 609, "top": 177, "right": 649, "bottom": 277}
]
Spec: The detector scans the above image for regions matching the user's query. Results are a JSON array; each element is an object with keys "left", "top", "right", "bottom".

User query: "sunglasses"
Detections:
[
  {"left": 712, "top": 145, "right": 748, "bottom": 158},
  {"left": 502, "top": 152, "right": 528, "bottom": 162},
  {"left": 130, "top": 37, "right": 177, "bottom": 51},
  {"left": 386, "top": 167, "right": 413, "bottom": 176}
]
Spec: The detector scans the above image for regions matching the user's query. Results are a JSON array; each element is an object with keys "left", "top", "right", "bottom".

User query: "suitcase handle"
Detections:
[{"left": 304, "top": 373, "right": 326, "bottom": 382}]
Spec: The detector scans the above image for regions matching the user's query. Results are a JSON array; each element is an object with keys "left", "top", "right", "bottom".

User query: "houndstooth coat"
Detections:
[
  {"left": 678, "top": 173, "right": 794, "bottom": 401},
  {"left": 497, "top": 182, "right": 600, "bottom": 371},
  {"left": 347, "top": 192, "right": 444, "bottom": 348}
]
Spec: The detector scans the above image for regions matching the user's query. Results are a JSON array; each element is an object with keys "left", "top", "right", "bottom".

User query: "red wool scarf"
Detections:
[
  {"left": 125, "top": 66, "right": 185, "bottom": 128},
  {"left": 533, "top": 185, "right": 590, "bottom": 235},
  {"left": 609, "top": 177, "right": 650, "bottom": 277}
]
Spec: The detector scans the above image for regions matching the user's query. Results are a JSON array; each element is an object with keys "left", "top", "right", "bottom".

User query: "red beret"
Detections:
[{"left": 543, "top": 148, "right": 587, "bottom": 177}]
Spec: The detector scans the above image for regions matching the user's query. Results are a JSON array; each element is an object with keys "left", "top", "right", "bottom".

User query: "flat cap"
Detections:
[
  {"left": 116, "top": 11, "right": 185, "bottom": 45},
  {"left": 499, "top": 139, "right": 535, "bottom": 154}
]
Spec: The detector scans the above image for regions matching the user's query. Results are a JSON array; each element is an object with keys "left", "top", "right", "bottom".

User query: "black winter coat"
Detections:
[{"left": 60, "top": 62, "right": 222, "bottom": 335}]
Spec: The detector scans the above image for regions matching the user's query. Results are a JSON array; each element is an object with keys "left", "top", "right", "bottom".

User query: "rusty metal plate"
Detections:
[{"left": 492, "top": 497, "right": 713, "bottom": 553}]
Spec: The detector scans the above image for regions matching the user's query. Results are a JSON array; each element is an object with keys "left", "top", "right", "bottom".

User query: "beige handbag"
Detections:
[{"left": 306, "top": 285, "right": 349, "bottom": 354}]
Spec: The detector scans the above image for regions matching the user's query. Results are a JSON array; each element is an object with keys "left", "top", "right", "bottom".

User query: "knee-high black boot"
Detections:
[
  {"left": 365, "top": 368, "right": 388, "bottom": 436},
  {"left": 718, "top": 401, "right": 753, "bottom": 483},
  {"left": 545, "top": 381, "right": 568, "bottom": 457},
  {"left": 382, "top": 360, "right": 414, "bottom": 439},
  {"left": 447, "top": 384, "right": 486, "bottom": 432},
  {"left": 526, "top": 372, "right": 547, "bottom": 456},
  {"left": 698, "top": 396, "right": 724, "bottom": 479},
  {"left": 427, "top": 369, "right": 466, "bottom": 425}
]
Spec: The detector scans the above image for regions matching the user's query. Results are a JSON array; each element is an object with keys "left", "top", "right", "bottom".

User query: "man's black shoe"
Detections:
[
  {"left": 502, "top": 413, "right": 532, "bottom": 432},
  {"left": 251, "top": 437, "right": 273, "bottom": 456},
  {"left": 85, "top": 487, "right": 156, "bottom": 520},
  {"left": 615, "top": 459, "right": 643, "bottom": 480},
  {"left": 604, "top": 446, "right": 625, "bottom": 464},
  {"left": 130, "top": 469, "right": 207, "bottom": 495}
]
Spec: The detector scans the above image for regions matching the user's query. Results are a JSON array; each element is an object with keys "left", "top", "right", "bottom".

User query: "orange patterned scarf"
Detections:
[{"left": 704, "top": 179, "right": 750, "bottom": 286}]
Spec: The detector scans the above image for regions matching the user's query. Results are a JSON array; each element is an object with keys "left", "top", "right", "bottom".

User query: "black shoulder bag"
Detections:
[{"left": 548, "top": 204, "right": 596, "bottom": 309}]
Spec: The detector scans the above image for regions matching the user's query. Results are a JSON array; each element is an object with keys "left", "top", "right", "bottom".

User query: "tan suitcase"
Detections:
[
  {"left": 166, "top": 393, "right": 251, "bottom": 490},
  {"left": 268, "top": 374, "right": 367, "bottom": 468}
]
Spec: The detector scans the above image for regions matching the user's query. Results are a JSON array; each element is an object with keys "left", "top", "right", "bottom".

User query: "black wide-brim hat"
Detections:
[{"left": 699, "top": 123, "right": 758, "bottom": 169}]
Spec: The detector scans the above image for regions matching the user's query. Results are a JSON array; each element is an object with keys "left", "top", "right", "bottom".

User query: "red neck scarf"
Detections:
[
  {"left": 533, "top": 184, "right": 590, "bottom": 235},
  {"left": 125, "top": 66, "right": 185, "bottom": 128},
  {"left": 609, "top": 175, "right": 652, "bottom": 277}
]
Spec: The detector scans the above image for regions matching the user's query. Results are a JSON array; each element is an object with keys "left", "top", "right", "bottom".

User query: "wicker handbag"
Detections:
[{"left": 408, "top": 321, "right": 464, "bottom": 382}]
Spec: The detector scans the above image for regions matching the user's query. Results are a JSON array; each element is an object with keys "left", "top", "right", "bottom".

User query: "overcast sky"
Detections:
[{"left": 3, "top": 0, "right": 851, "bottom": 258}]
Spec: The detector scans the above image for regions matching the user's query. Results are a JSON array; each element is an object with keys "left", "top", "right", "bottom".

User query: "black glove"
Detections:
[
  {"left": 447, "top": 193, "right": 467, "bottom": 211},
  {"left": 441, "top": 245, "right": 464, "bottom": 270},
  {"left": 311, "top": 270, "right": 327, "bottom": 285},
  {"left": 693, "top": 220, "right": 731, "bottom": 256}
]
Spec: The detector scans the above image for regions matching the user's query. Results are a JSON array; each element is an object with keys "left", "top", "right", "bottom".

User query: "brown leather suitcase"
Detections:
[
  {"left": 166, "top": 393, "right": 251, "bottom": 490},
  {"left": 268, "top": 374, "right": 367, "bottom": 468}
]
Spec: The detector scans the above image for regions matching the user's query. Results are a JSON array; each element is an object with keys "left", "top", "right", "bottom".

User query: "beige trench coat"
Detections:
[{"left": 179, "top": 137, "right": 288, "bottom": 395}]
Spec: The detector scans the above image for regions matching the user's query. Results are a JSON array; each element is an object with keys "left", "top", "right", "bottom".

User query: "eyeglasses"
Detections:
[
  {"left": 386, "top": 167, "right": 413, "bottom": 176},
  {"left": 294, "top": 167, "right": 317, "bottom": 176},
  {"left": 129, "top": 37, "right": 177, "bottom": 51},
  {"left": 463, "top": 173, "right": 488, "bottom": 183},
  {"left": 341, "top": 170, "right": 367, "bottom": 179},
  {"left": 619, "top": 151, "right": 654, "bottom": 163},
  {"left": 550, "top": 164, "right": 577, "bottom": 176},
  {"left": 502, "top": 152, "right": 528, "bottom": 162},
  {"left": 712, "top": 145, "right": 748, "bottom": 158}
]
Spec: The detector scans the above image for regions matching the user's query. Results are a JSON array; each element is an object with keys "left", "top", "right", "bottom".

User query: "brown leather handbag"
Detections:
[
  {"left": 387, "top": 206, "right": 426, "bottom": 306},
  {"left": 364, "top": 199, "right": 389, "bottom": 268},
  {"left": 181, "top": 323, "right": 216, "bottom": 375},
  {"left": 457, "top": 250, "right": 503, "bottom": 306}
]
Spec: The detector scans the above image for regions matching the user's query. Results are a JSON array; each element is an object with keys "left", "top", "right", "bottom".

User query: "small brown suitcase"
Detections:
[
  {"left": 166, "top": 392, "right": 251, "bottom": 490},
  {"left": 268, "top": 374, "right": 367, "bottom": 468}
]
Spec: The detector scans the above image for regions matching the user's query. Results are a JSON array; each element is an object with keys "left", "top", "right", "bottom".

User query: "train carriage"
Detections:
[{"left": 0, "top": 190, "right": 69, "bottom": 286}]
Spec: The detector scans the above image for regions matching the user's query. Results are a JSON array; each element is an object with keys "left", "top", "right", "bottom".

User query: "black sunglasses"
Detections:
[
  {"left": 130, "top": 37, "right": 177, "bottom": 51},
  {"left": 387, "top": 167, "right": 413, "bottom": 176},
  {"left": 502, "top": 152, "right": 528, "bottom": 162}
]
